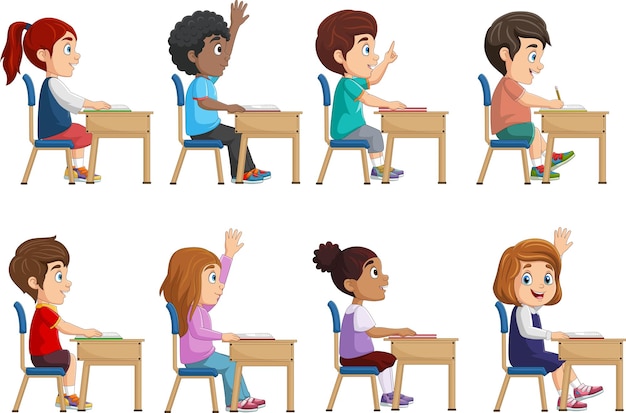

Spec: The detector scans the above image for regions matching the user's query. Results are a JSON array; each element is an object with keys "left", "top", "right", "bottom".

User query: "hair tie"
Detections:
[{"left": 25, "top": 23, "right": 31, "bottom": 30}]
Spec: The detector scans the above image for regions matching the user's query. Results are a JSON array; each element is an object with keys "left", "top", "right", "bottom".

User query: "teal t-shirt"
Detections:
[{"left": 330, "top": 77, "right": 369, "bottom": 139}]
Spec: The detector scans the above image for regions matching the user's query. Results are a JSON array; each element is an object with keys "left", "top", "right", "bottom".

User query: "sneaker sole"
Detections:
[
  {"left": 551, "top": 153, "right": 576, "bottom": 171},
  {"left": 530, "top": 176, "right": 559, "bottom": 180},
  {"left": 55, "top": 404, "right": 92, "bottom": 410},
  {"left": 380, "top": 402, "right": 409, "bottom": 408},
  {"left": 231, "top": 179, "right": 264, "bottom": 184},
  {"left": 575, "top": 389, "right": 604, "bottom": 401},
  {"left": 371, "top": 176, "right": 400, "bottom": 181}
]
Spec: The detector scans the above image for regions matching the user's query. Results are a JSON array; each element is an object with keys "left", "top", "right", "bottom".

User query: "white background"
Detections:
[{"left": 1, "top": 1, "right": 624, "bottom": 412}]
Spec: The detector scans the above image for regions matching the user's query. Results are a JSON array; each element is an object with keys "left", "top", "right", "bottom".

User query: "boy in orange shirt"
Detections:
[{"left": 485, "top": 11, "right": 574, "bottom": 180}]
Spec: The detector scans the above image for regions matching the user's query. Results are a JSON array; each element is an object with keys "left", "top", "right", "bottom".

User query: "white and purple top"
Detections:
[{"left": 339, "top": 304, "right": 376, "bottom": 359}]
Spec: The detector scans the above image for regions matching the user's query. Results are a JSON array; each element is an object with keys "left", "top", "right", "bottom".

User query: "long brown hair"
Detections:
[
  {"left": 493, "top": 238, "right": 562, "bottom": 307},
  {"left": 160, "top": 247, "right": 221, "bottom": 336}
]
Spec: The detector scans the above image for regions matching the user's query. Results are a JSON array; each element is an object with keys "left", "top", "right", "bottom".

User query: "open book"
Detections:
[
  {"left": 84, "top": 104, "right": 131, "bottom": 112},
  {"left": 388, "top": 333, "right": 437, "bottom": 339},
  {"left": 378, "top": 107, "right": 427, "bottom": 112},
  {"left": 565, "top": 331, "right": 603, "bottom": 339},
  {"left": 236, "top": 333, "right": 275, "bottom": 340},
  {"left": 242, "top": 104, "right": 280, "bottom": 112},
  {"left": 540, "top": 104, "right": 586, "bottom": 112},
  {"left": 75, "top": 332, "right": 122, "bottom": 340}
]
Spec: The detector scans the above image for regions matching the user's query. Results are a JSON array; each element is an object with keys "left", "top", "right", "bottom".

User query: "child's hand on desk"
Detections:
[
  {"left": 547, "top": 99, "right": 564, "bottom": 109},
  {"left": 394, "top": 328, "right": 416, "bottom": 337},
  {"left": 222, "top": 333, "right": 240, "bottom": 342},
  {"left": 82, "top": 329, "right": 102, "bottom": 338},
  {"left": 551, "top": 331, "right": 569, "bottom": 341},
  {"left": 84, "top": 100, "right": 111, "bottom": 110},
  {"left": 387, "top": 101, "right": 407, "bottom": 110},
  {"left": 225, "top": 228, "right": 244, "bottom": 258},
  {"left": 227, "top": 104, "right": 245, "bottom": 113}
]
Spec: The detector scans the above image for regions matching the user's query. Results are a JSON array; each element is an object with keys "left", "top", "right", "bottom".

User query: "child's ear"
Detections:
[
  {"left": 187, "top": 50, "right": 198, "bottom": 63},
  {"left": 333, "top": 50, "right": 345, "bottom": 65},
  {"left": 27, "top": 276, "right": 40, "bottom": 290},
  {"left": 344, "top": 279, "right": 356, "bottom": 293},
  {"left": 36, "top": 49, "right": 50, "bottom": 63},
  {"left": 499, "top": 47, "right": 511, "bottom": 62}
]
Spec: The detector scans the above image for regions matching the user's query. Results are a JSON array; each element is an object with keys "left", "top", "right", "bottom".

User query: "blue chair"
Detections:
[
  {"left": 164, "top": 302, "right": 218, "bottom": 413},
  {"left": 494, "top": 302, "right": 547, "bottom": 412},
  {"left": 477, "top": 74, "right": 530, "bottom": 184},
  {"left": 316, "top": 74, "right": 371, "bottom": 184},
  {"left": 170, "top": 74, "right": 224, "bottom": 184},
  {"left": 21, "top": 74, "right": 75, "bottom": 184},
  {"left": 326, "top": 301, "right": 380, "bottom": 411},
  {"left": 13, "top": 302, "right": 67, "bottom": 412}
]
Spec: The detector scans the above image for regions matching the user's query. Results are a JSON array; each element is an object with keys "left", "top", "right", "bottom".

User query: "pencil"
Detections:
[{"left": 555, "top": 86, "right": 562, "bottom": 101}]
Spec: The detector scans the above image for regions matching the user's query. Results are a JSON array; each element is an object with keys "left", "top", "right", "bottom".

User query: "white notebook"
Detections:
[
  {"left": 242, "top": 104, "right": 280, "bottom": 112},
  {"left": 75, "top": 331, "right": 122, "bottom": 339},
  {"left": 540, "top": 104, "right": 586, "bottom": 112},
  {"left": 236, "top": 332, "right": 275, "bottom": 340},
  {"left": 565, "top": 331, "right": 603, "bottom": 339}
]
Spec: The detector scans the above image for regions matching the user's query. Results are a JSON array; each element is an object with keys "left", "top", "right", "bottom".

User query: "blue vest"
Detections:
[{"left": 38, "top": 78, "right": 71, "bottom": 139}]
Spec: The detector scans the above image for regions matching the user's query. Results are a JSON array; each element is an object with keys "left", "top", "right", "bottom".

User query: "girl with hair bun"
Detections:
[{"left": 313, "top": 241, "right": 415, "bottom": 407}]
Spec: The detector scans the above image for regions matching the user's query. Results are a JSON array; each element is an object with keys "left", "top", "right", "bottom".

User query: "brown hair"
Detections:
[
  {"left": 493, "top": 238, "right": 562, "bottom": 306},
  {"left": 160, "top": 247, "right": 221, "bottom": 336},
  {"left": 8, "top": 236, "right": 70, "bottom": 301},
  {"left": 313, "top": 241, "right": 377, "bottom": 296},
  {"left": 315, "top": 10, "right": 377, "bottom": 75},
  {"left": 484, "top": 11, "right": 551, "bottom": 75}
]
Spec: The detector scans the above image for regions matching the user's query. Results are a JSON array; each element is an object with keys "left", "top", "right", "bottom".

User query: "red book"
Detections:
[
  {"left": 378, "top": 107, "right": 427, "bottom": 112},
  {"left": 388, "top": 334, "right": 437, "bottom": 339}
]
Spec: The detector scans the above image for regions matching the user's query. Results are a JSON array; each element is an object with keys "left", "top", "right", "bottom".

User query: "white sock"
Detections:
[
  {"left": 372, "top": 156, "right": 383, "bottom": 168},
  {"left": 64, "top": 385, "right": 75, "bottom": 395},
  {"left": 570, "top": 379, "right": 582, "bottom": 389},
  {"left": 531, "top": 158, "right": 542, "bottom": 167},
  {"left": 378, "top": 367, "right": 394, "bottom": 394},
  {"left": 72, "top": 158, "right": 84, "bottom": 168}
]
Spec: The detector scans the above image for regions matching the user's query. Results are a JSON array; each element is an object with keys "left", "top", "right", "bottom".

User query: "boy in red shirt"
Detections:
[{"left": 9, "top": 236, "right": 101, "bottom": 409}]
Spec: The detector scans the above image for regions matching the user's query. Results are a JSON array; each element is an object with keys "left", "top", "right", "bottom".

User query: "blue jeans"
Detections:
[{"left": 186, "top": 351, "right": 250, "bottom": 404}]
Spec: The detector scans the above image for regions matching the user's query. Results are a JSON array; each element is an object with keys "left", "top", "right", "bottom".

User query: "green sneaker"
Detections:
[
  {"left": 531, "top": 165, "right": 559, "bottom": 180},
  {"left": 551, "top": 151, "right": 575, "bottom": 170}
]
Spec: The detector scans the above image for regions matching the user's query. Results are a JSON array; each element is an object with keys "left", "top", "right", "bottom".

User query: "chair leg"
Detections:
[
  {"left": 360, "top": 149, "right": 371, "bottom": 184},
  {"left": 21, "top": 148, "right": 38, "bottom": 184},
  {"left": 209, "top": 376, "right": 219, "bottom": 413},
  {"left": 170, "top": 148, "right": 187, "bottom": 184},
  {"left": 56, "top": 376, "right": 66, "bottom": 412},
  {"left": 165, "top": 376, "right": 182, "bottom": 413},
  {"left": 537, "top": 375, "right": 548, "bottom": 412},
  {"left": 12, "top": 374, "right": 29, "bottom": 412},
  {"left": 317, "top": 148, "right": 333, "bottom": 184},
  {"left": 214, "top": 149, "right": 224, "bottom": 185},
  {"left": 477, "top": 147, "right": 494, "bottom": 184},
  {"left": 370, "top": 375, "right": 380, "bottom": 411},
  {"left": 326, "top": 374, "right": 343, "bottom": 411},
  {"left": 64, "top": 149, "right": 75, "bottom": 184},
  {"left": 494, "top": 374, "right": 511, "bottom": 411},
  {"left": 521, "top": 149, "right": 530, "bottom": 184}
]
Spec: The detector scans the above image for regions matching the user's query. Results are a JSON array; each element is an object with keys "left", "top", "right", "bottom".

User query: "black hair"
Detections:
[
  {"left": 168, "top": 10, "right": 231, "bottom": 75},
  {"left": 313, "top": 241, "right": 377, "bottom": 296}
]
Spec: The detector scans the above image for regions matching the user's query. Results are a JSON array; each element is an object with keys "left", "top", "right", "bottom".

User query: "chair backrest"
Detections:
[
  {"left": 318, "top": 74, "right": 331, "bottom": 146},
  {"left": 166, "top": 302, "right": 180, "bottom": 373},
  {"left": 14, "top": 302, "right": 27, "bottom": 372},
  {"left": 22, "top": 74, "right": 36, "bottom": 144},
  {"left": 478, "top": 74, "right": 491, "bottom": 144},
  {"left": 171, "top": 74, "right": 185, "bottom": 145},
  {"left": 327, "top": 301, "right": 341, "bottom": 372},
  {"left": 495, "top": 301, "right": 508, "bottom": 372}
]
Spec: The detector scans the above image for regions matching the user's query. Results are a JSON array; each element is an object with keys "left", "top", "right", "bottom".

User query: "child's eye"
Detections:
[
  {"left": 521, "top": 272, "right": 533, "bottom": 285},
  {"left": 64, "top": 44, "right": 71, "bottom": 55},
  {"left": 208, "top": 272, "right": 217, "bottom": 284},
  {"left": 544, "top": 273, "right": 553, "bottom": 285},
  {"left": 214, "top": 44, "right": 222, "bottom": 55},
  {"left": 370, "top": 267, "right": 378, "bottom": 279},
  {"left": 55, "top": 271, "right": 63, "bottom": 283},
  {"left": 362, "top": 44, "right": 370, "bottom": 56},
  {"left": 528, "top": 51, "right": 537, "bottom": 63}
]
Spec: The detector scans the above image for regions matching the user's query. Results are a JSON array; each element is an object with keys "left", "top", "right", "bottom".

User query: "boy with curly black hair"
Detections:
[{"left": 168, "top": 1, "right": 270, "bottom": 184}]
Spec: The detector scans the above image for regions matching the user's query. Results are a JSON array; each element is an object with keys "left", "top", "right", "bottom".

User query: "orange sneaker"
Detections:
[{"left": 55, "top": 393, "right": 93, "bottom": 409}]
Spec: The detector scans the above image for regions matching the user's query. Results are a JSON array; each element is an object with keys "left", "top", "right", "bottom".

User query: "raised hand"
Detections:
[
  {"left": 224, "top": 228, "right": 244, "bottom": 258},
  {"left": 553, "top": 227, "right": 573, "bottom": 256},
  {"left": 230, "top": 0, "right": 249, "bottom": 29},
  {"left": 384, "top": 41, "right": 398, "bottom": 64}
]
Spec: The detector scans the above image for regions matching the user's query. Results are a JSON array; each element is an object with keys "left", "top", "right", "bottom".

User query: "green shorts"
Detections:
[{"left": 496, "top": 122, "right": 535, "bottom": 145}]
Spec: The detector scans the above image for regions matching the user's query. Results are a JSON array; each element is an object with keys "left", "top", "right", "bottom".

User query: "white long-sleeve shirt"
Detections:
[{"left": 516, "top": 304, "right": 552, "bottom": 340}]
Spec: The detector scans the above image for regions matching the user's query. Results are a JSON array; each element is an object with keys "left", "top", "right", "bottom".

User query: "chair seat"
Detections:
[
  {"left": 183, "top": 140, "right": 224, "bottom": 149},
  {"left": 25, "top": 366, "right": 66, "bottom": 376},
  {"left": 34, "top": 139, "right": 74, "bottom": 149},
  {"left": 490, "top": 139, "right": 530, "bottom": 149},
  {"left": 507, "top": 366, "right": 547, "bottom": 376},
  {"left": 178, "top": 367, "right": 218, "bottom": 377},
  {"left": 330, "top": 139, "right": 370, "bottom": 149},
  {"left": 340, "top": 365, "right": 379, "bottom": 375}
]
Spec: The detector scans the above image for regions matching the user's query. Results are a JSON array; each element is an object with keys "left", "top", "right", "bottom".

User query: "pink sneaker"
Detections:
[
  {"left": 249, "top": 397, "right": 265, "bottom": 408},
  {"left": 574, "top": 384, "right": 604, "bottom": 401},
  {"left": 557, "top": 396, "right": 587, "bottom": 411},
  {"left": 226, "top": 397, "right": 258, "bottom": 412}
]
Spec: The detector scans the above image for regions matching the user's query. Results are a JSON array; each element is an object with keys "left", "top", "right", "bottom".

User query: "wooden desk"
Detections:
[
  {"left": 71, "top": 338, "right": 144, "bottom": 411},
  {"left": 557, "top": 338, "right": 625, "bottom": 411},
  {"left": 234, "top": 111, "right": 302, "bottom": 184},
  {"left": 229, "top": 339, "right": 296, "bottom": 412},
  {"left": 374, "top": 111, "right": 448, "bottom": 184},
  {"left": 81, "top": 111, "right": 153, "bottom": 184},
  {"left": 535, "top": 111, "right": 609, "bottom": 184},
  {"left": 384, "top": 337, "right": 458, "bottom": 411}
]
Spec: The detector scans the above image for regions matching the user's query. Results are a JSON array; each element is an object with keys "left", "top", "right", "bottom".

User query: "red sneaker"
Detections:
[{"left": 574, "top": 384, "right": 604, "bottom": 401}]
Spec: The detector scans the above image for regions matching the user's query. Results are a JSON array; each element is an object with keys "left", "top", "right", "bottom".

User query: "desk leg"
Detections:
[
  {"left": 230, "top": 362, "right": 244, "bottom": 412},
  {"left": 134, "top": 360, "right": 142, "bottom": 411},
  {"left": 143, "top": 133, "right": 151, "bottom": 184},
  {"left": 439, "top": 133, "right": 447, "bottom": 184},
  {"left": 235, "top": 135, "right": 248, "bottom": 184},
  {"left": 448, "top": 360, "right": 456, "bottom": 410},
  {"left": 391, "top": 361, "right": 404, "bottom": 410},
  {"left": 559, "top": 361, "right": 571, "bottom": 411},
  {"left": 77, "top": 362, "right": 91, "bottom": 411},
  {"left": 287, "top": 361, "right": 295, "bottom": 412},
  {"left": 86, "top": 136, "right": 99, "bottom": 184},
  {"left": 617, "top": 359, "right": 623, "bottom": 411},
  {"left": 542, "top": 136, "right": 555, "bottom": 184},
  {"left": 599, "top": 134, "right": 607, "bottom": 184},
  {"left": 382, "top": 136, "right": 395, "bottom": 184},
  {"left": 292, "top": 134, "right": 300, "bottom": 184}
]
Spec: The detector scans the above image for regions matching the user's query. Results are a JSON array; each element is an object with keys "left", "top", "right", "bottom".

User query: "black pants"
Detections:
[{"left": 191, "top": 124, "right": 255, "bottom": 178}]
